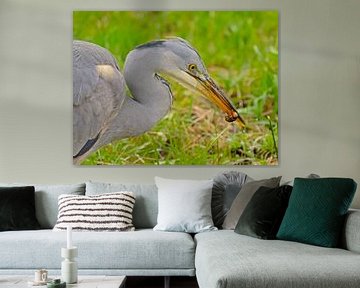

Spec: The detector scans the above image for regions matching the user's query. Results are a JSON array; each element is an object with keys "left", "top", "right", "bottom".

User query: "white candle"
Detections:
[{"left": 67, "top": 225, "right": 72, "bottom": 249}]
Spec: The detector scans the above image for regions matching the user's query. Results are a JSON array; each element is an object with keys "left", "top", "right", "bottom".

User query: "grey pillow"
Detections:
[
  {"left": 282, "top": 173, "right": 320, "bottom": 186},
  {"left": 86, "top": 181, "right": 158, "bottom": 229},
  {"left": 222, "top": 176, "right": 281, "bottom": 230},
  {"left": 212, "top": 171, "right": 252, "bottom": 228},
  {"left": 0, "top": 183, "right": 86, "bottom": 228},
  {"left": 153, "top": 177, "right": 217, "bottom": 233}
]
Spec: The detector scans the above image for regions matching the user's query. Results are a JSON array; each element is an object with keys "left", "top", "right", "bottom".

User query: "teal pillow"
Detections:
[{"left": 277, "top": 178, "right": 357, "bottom": 247}]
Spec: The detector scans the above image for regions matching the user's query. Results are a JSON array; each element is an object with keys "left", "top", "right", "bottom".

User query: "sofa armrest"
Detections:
[{"left": 342, "top": 209, "right": 360, "bottom": 253}]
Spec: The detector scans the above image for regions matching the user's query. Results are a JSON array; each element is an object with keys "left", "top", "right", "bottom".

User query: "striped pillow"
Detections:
[{"left": 53, "top": 192, "right": 135, "bottom": 231}]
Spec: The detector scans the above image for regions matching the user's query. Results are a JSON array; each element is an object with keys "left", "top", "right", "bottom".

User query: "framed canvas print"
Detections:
[{"left": 73, "top": 11, "right": 278, "bottom": 166}]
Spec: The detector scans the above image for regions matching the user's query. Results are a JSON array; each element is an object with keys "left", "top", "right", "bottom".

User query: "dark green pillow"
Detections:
[
  {"left": 0, "top": 186, "right": 41, "bottom": 231},
  {"left": 235, "top": 185, "right": 292, "bottom": 239},
  {"left": 277, "top": 178, "right": 357, "bottom": 247}
]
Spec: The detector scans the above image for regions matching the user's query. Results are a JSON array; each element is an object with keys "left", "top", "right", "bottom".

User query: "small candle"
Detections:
[{"left": 67, "top": 225, "right": 72, "bottom": 249}]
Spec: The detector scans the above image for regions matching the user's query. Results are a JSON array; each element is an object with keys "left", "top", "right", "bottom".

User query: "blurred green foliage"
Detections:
[{"left": 73, "top": 11, "right": 278, "bottom": 165}]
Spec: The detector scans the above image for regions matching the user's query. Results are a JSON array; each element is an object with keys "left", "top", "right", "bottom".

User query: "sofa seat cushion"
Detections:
[
  {"left": 195, "top": 230, "right": 360, "bottom": 288},
  {"left": 86, "top": 182, "right": 158, "bottom": 229},
  {"left": 0, "top": 229, "right": 195, "bottom": 270}
]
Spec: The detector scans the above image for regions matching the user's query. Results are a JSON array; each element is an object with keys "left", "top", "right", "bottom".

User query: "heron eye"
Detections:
[{"left": 188, "top": 64, "right": 197, "bottom": 72}]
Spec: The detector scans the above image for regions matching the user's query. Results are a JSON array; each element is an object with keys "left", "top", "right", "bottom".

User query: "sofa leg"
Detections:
[{"left": 164, "top": 276, "right": 170, "bottom": 288}]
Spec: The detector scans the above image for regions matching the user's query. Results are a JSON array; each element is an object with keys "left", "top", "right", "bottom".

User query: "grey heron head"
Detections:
[{"left": 135, "top": 37, "right": 245, "bottom": 128}]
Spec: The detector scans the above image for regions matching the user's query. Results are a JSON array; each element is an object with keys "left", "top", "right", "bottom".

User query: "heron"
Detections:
[{"left": 73, "top": 37, "right": 245, "bottom": 164}]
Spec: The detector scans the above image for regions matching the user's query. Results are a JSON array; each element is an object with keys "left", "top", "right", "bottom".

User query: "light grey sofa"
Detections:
[
  {"left": 195, "top": 211, "right": 360, "bottom": 288},
  {"left": 0, "top": 181, "right": 359, "bottom": 288},
  {"left": 0, "top": 182, "right": 195, "bottom": 280}
]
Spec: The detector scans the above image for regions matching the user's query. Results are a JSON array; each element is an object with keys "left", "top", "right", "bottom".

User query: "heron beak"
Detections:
[
  {"left": 195, "top": 75, "right": 246, "bottom": 129},
  {"left": 167, "top": 69, "right": 246, "bottom": 129}
]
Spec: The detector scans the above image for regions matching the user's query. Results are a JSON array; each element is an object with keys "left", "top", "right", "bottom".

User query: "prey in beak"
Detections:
[
  {"left": 167, "top": 67, "right": 246, "bottom": 129},
  {"left": 195, "top": 75, "right": 246, "bottom": 129}
]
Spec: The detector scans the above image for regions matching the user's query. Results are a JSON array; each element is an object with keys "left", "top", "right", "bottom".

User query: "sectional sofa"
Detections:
[{"left": 0, "top": 177, "right": 359, "bottom": 288}]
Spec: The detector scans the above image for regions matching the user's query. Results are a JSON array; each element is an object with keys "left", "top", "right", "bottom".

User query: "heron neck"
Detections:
[{"left": 106, "top": 48, "right": 172, "bottom": 143}]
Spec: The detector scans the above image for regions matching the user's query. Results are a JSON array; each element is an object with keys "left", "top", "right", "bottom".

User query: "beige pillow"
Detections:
[{"left": 222, "top": 177, "right": 281, "bottom": 230}]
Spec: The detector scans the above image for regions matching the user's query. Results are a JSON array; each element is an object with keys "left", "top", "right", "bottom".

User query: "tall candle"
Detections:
[{"left": 67, "top": 225, "right": 72, "bottom": 248}]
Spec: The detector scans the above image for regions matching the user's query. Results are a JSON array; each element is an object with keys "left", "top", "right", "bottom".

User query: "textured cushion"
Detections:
[
  {"left": 277, "top": 178, "right": 357, "bottom": 248},
  {"left": 222, "top": 176, "right": 281, "bottom": 229},
  {"left": 153, "top": 177, "right": 216, "bottom": 233},
  {"left": 195, "top": 230, "right": 360, "bottom": 288},
  {"left": 0, "top": 183, "right": 85, "bottom": 228},
  {"left": 86, "top": 182, "right": 157, "bottom": 229},
  {"left": 53, "top": 192, "right": 135, "bottom": 231},
  {"left": 0, "top": 186, "right": 40, "bottom": 231},
  {"left": 235, "top": 185, "right": 292, "bottom": 239},
  {"left": 212, "top": 171, "right": 251, "bottom": 228}
]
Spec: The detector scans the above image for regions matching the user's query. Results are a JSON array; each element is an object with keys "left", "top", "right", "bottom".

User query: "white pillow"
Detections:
[
  {"left": 153, "top": 177, "right": 217, "bottom": 233},
  {"left": 53, "top": 192, "right": 135, "bottom": 232}
]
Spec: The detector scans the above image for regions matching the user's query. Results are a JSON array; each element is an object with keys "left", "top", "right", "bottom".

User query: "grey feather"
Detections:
[{"left": 73, "top": 41, "right": 124, "bottom": 159}]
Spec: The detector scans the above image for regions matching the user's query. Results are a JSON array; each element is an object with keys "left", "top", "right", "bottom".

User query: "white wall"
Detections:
[{"left": 0, "top": 0, "right": 359, "bottom": 208}]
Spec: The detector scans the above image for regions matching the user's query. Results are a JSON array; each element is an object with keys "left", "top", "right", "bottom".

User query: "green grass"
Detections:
[{"left": 73, "top": 11, "right": 278, "bottom": 165}]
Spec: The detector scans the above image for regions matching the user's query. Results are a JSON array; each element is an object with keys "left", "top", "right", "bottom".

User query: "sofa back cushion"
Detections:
[
  {"left": 86, "top": 181, "right": 158, "bottom": 229},
  {"left": 0, "top": 183, "right": 86, "bottom": 229}
]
